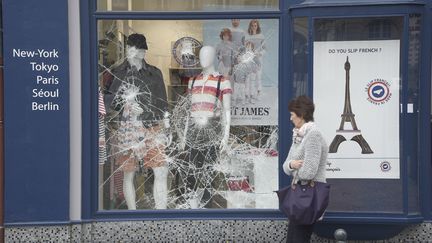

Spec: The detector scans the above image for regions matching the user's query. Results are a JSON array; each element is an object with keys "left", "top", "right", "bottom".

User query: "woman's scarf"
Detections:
[{"left": 292, "top": 122, "right": 315, "bottom": 144}]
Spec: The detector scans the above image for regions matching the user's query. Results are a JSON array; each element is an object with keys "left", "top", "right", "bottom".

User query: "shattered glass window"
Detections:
[{"left": 97, "top": 19, "right": 279, "bottom": 210}]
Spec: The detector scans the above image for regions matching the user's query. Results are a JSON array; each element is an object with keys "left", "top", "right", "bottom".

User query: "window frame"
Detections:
[
  {"left": 290, "top": 3, "right": 431, "bottom": 223},
  {"left": 81, "top": 0, "right": 290, "bottom": 220}
]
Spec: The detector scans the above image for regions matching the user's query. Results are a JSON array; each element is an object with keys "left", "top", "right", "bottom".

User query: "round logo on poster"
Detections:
[
  {"left": 365, "top": 78, "right": 392, "bottom": 105},
  {"left": 380, "top": 161, "right": 392, "bottom": 172}
]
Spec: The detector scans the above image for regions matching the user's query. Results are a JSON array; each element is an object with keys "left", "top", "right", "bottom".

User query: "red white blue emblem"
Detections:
[{"left": 365, "top": 79, "right": 392, "bottom": 105}]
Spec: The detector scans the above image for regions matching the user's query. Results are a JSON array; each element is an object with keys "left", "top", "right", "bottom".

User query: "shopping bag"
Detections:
[{"left": 276, "top": 180, "right": 330, "bottom": 225}]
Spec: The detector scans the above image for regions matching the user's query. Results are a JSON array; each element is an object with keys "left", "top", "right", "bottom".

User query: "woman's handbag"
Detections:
[{"left": 276, "top": 176, "right": 330, "bottom": 225}]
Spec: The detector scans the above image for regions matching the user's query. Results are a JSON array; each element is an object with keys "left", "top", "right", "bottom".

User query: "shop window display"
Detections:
[{"left": 98, "top": 19, "right": 279, "bottom": 210}]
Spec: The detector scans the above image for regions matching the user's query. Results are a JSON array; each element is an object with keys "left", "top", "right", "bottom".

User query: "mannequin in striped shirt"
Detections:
[{"left": 179, "top": 46, "right": 232, "bottom": 208}]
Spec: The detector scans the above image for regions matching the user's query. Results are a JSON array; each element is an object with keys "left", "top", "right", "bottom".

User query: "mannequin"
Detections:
[
  {"left": 104, "top": 33, "right": 169, "bottom": 210},
  {"left": 179, "top": 46, "right": 232, "bottom": 208},
  {"left": 180, "top": 46, "right": 231, "bottom": 151}
]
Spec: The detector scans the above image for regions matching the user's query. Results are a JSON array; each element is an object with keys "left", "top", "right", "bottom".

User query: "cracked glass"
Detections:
[{"left": 97, "top": 19, "right": 279, "bottom": 210}]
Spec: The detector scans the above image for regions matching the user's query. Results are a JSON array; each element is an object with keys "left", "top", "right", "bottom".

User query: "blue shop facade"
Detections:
[{"left": 2, "top": 0, "right": 432, "bottom": 241}]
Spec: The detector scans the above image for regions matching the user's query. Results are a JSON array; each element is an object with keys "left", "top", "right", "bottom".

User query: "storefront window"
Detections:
[
  {"left": 313, "top": 17, "right": 404, "bottom": 213},
  {"left": 97, "top": 19, "right": 279, "bottom": 210},
  {"left": 97, "top": 0, "right": 279, "bottom": 11},
  {"left": 293, "top": 17, "right": 308, "bottom": 96}
]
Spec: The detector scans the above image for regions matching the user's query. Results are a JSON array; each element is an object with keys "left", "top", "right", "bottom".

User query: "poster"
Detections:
[
  {"left": 203, "top": 19, "right": 279, "bottom": 126},
  {"left": 313, "top": 40, "right": 400, "bottom": 179}
]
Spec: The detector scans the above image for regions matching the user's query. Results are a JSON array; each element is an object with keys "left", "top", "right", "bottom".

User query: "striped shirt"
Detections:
[
  {"left": 188, "top": 73, "right": 232, "bottom": 118},
  {"left": 99, "top": 91, "right": 106, "bottom": 115},
  {"left": 98, "top": 90, "right": 107, "bottom": 164}
]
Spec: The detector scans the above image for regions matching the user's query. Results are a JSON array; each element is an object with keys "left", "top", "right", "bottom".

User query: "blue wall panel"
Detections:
[{"left": 3, "top": 0, "right": 69, "bottom": 223}]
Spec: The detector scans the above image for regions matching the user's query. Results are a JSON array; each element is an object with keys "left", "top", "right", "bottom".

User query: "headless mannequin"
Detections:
[
  {"left": 180, "top": 46, "right": 231, "bottom": 208},
  {"left": 121, "top": 45, "right": 169, "bottom": 210},
  {"left": 181, "top": 46, "right": 231, "bottom": 152}
]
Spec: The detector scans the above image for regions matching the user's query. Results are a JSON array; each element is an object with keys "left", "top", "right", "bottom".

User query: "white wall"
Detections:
[{"left": 68, "top": 0, "right": 82, "bottom": 221}]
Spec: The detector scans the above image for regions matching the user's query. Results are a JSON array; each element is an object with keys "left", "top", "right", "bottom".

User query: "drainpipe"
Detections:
[
  {"left": 0, "top": 58, "right": 4, "bottom": 243},
  {"left": 0, "top": 65, "right": 3, "bottom": 243},
  {"left": 0, "top": 1, "right": 4, "bottom": 242}
]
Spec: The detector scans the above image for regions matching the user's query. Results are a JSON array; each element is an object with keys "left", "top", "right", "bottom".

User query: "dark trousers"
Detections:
[
  {"left": 286, "top": 223, "right": 314, "bottom": 243},
  {"left": 184, "top": 119, "right": 226, "bottom": 208},
  {"left": 186, "top": 145, "right": 217, "bottom": 205}
]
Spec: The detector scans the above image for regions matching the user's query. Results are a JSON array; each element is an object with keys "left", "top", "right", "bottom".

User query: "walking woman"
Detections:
[{"left": 282, "top": 96, "right": 328, "bottom": 243}]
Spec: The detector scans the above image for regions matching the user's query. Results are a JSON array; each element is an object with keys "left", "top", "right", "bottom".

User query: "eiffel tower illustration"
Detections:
[{"left": 328, "top": 56, "right": 373, "bottom": 154}]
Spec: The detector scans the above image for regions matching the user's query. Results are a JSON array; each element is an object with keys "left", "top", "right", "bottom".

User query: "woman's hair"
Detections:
[
  {"left": 248, "top": 19, "right": 261, "bottom": 35},
  {"left": 288, "top": 95, "right": 315, "bottom": 122},
  {"left": 219, "top": 28, "right": 232, "bottom": 41}
]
